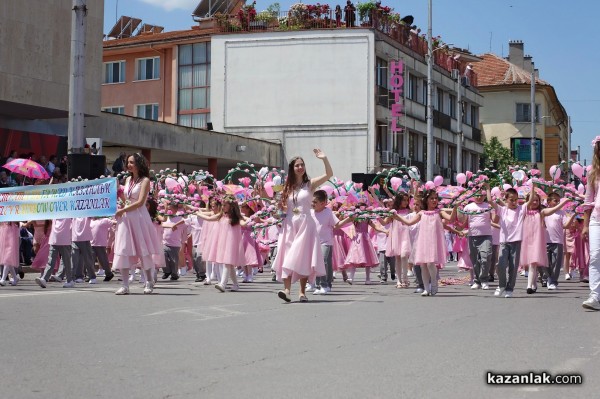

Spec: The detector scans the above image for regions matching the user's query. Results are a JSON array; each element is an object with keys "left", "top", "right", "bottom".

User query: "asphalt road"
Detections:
[{"left": 1, "top": 263, "right": 597, "bottom": 399}]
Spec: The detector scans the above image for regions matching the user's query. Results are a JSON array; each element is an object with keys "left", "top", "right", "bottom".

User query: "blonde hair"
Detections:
[{"left": 589, "top": 142, "right": 600, "bottom": 187}]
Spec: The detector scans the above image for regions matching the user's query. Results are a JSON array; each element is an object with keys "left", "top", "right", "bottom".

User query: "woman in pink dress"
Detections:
[
  {"left": 272, "top": 149, "right": 332, "bottom": 303},
  {"left": 342, "top": 214, "right": 387, "bottom": 284},
  {"left": 395, "top": 189, "right": 457, "bottom": 296},
  {"left": 0, "top": 222, "right": 20, "bottom": 286},
  {"left": 382, "top": 193, "right": 412, "bottom": 288},
  {"left": 113, "top": 153, "right": 162, "bottom": 295},
  {"left": 196, "top": 197, "right": 246, "bottom": 292},
  {"left": 520, "top": 191, "right": 569, "bottom": 294}
]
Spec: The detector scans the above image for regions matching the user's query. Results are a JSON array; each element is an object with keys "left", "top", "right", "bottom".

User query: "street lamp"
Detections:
[{"left": 426, "top": 0, "right": 433, "bottom": 181}]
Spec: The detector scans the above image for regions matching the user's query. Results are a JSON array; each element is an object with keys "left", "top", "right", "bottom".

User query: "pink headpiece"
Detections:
[{"left": 592, "top": 136, "right": 600, "bottom": 147}]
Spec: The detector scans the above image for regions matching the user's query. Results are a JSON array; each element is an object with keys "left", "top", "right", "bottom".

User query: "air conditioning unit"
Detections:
[
  {"left": 451, "top": 69, "right": 460, "bottom": 80},
  {"left": 392, "top": 153, "right": 400, "bottom": 165},
  {"left": 381, "top": 151, "right": 393, "bottom": 165},
  {"left": 461, "top": 76, "right": 471, "bottom": 87}
]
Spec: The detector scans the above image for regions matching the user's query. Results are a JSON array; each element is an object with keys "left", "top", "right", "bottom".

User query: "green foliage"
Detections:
[
  {"left": 357, "top": 1, "right": 376, "bottom": 20},
  {"left": 482, "top": 136, "right": 519, "bottom": 186}
]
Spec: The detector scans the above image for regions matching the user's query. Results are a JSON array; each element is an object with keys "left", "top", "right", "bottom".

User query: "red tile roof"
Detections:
[
  {"left": 103, "top": 28, "right": 217, "bottom": 48},
  {"left": 472, "top": 53, "right": 548, "bottom": 87}
]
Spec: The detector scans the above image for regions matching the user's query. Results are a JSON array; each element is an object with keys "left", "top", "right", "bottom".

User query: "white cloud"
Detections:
[{"left": 138, "top": 0, "right": 199, "bottom": 12}]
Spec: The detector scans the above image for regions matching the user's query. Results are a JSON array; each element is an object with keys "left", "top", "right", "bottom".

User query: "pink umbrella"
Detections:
[{"left": 3, "top": 158, "right": 49, "bottom": 180}]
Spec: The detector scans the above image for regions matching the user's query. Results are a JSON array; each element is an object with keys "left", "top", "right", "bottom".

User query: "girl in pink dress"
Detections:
[
  {"left": 240, "top": 202, "right": 263, "bottom": 283},
  {"left": 113, "top": 153, "right": 162, "bottom": 295},
  {"left": 196, "top": 197, "right": 246, "bottom": 292},
  {"left": 30, "top": 220, "right": 51, "bottom": 256},
  {"left": 331, "top": 202, "right": 349, "bottom": 281},
  {"left": 342, "top": 214, "right": 388, "bottom": 285},
  {"left": 382, "top": 193, "right": 412, "bottom": 288},
  {"left": 564, "top": 216, "right": 577, "bottom": 280},
  {"left": 521, "top": 191, "right": 569, "bottom": 294},
  {"left": 146, "top": 197, "right": 164, "bottom": 282},
  {"left": 395, "top": 189, "right": 457, "bottom": 296},
  {"left": 451, "top": 216, "right": 473, "bottom": 283},
  {"left": 199, "top": 198, "right": 222, "bottom": 285},
  {"left": 0, "top": 222, "right": 21, "bottom": 286},
  {"left": 272, "top": 149, "right": 332, "bottom": 303}
]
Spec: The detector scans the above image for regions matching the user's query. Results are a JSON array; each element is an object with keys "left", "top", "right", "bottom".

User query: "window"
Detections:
[
  {"left": 376, "top": 58, "right": 388, "bottom": 89},
  {"left": 136, "top": 104, "right": 159, "bottom": 121},
  {"left": 408, "top": 74, "right": 418, "bottom": 101},
  {"left": 103, "top": 61, "right": 125, "bottom": 84},
  {"left": 516, "top": 103, "right": 540, "bottom": 123},
  {"left": 464, "top": 102, "right": 472, "bottom": 125},
  {"left": 447, "top": 146, "right": 456, "bottom": 170},
  {"left": 471, "top": 153, "right": 479, "bottom": 172},
  {"left": 376, "top": 122, "right": 390, "bottom": 152},
  {"left": 421, "top": 78, "right": 427, "bottom": 105},
  {"left": 422, "top": 136, "right": 427, "bottom": 163},
  {"left": 449, "top": 94, "right": 456, "bottom": 118},
  {"left": 178, "top": 42, "right": 211, "bottom": 119},
  {"left": 462, "top": 150, "right": 469, "bottom": 173},
  {"left": 471, "top": 105, "right": 479, "bottom": 127},
  {"left": 136, "top": 57, "right": 160, "bottom": 80},
  {"left": 408, "top": 132, "right": 417, "bottom": 159},
  {"left": 436, "top": 88, "right": 444, "bottom": 112},
  {"left": 102, "top": 106, "right": 124, "bottom": 114},
  {"left": 435, "top": 141, "right": 442, "bottom": 165}
]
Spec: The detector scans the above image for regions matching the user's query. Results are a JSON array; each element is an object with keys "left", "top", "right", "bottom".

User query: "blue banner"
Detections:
[{"left": 0, "top": 178, "right": 117, "bottom": 222}]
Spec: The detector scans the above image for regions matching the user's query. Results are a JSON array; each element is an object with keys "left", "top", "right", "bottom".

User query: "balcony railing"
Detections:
[{"left": 213, "top": 10, "right": 477, "bottom": 86}]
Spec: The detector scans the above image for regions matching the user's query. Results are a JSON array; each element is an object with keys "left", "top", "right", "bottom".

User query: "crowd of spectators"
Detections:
[{"left": 0, "top": 151, "right": 70, "bottom": 187}]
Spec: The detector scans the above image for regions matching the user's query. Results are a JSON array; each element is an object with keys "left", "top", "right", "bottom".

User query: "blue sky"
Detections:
[{"left": 103, "top": 0, "right": 600, "bottom": 165}]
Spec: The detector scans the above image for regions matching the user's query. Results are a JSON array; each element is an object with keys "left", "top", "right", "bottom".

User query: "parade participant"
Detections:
[
  {"left": 0, "top": 222, "right": 21, "bottom": 286},
  {"left": 382, "top": 193, "right": 411, "bottom": 288},
  {"left": 35, "top": 218, "right": 74, "bottom": 288},
  {"left": 395, "top": 189, "right": 457, "bottom": 296},
  {"left": 196, "top": 196, "right": 246, "bottom": 292},
  {"left": 376, "top": 199, "right": 395, "bottom": 284},
  {"left": 582, "top": 136, "right": 600, "bottom": 309},
  {"left": 273, "top": 149, "right": 332, "bottom": 303},
  {"left": 161, "top": 203, "right": 186, "bottom": 281},
  {"left": 240, "top": 201, "right": 263, "bottom": 283},
  {"left": 90, "top": 217, "right": 116, "bottom": 281},
  {"left": 544, "top": 192, "right": 575, "bottom": 290},
  {"left": 71, "top": 217, "right": 98, "bottom": 284},
  {"left": 186, "top": 200, "right": 207, "bottom": 283},
  {"left": 199, "top": 197, "right": 222, "bottom": 285},
  {"left": 113, "top": 153, "right": 162, "bottom": 295},
  {"left": 407, "top": 195, "right": 424, "bottom": 293}
]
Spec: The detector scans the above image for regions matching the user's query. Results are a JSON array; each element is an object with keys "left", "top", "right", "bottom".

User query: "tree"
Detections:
[{"left": 481, "top": 136, "right": 520, "bottom": 187}]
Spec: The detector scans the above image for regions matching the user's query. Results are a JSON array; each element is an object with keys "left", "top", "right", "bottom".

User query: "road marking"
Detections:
[
  {"left": 143, "top": 304, "right": 245, "bottom": 321},
  {"left": 0, "top": 290, "right": 84, "bottom": 298},
  {"left": 336, "top": 295, "right": 368, "bottom": 305}
]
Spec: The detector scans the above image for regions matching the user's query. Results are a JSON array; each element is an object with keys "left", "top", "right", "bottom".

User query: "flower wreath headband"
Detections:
[{"left": 593, "top": 136, "right": 600, "bottom": 148}]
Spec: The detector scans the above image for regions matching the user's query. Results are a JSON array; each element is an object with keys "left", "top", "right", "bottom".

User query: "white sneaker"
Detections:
[
  {"left": 482, "top": 283, "right": 490, "bottom": 290},
  {"left": 74, "top": 278, "right": 84, "bottom": 283},
  {"left": 582, "top": 297, "right": 600, "bottom": 311},
  {"left": 63, "top": 281, "right": 75, "bottom": 288},
  {"left": 0, "top": 280, "right": 6, "bottom": 287},
  {"left": 548, "top": 283, "right": 557, "bottom": 290},
  {"left": 565, "top": 273, "right": 572, "bottom": 281},
  {"left": 230, "top": 284, "right": 240, "bottom": 292},
  {"left": 306, "top": 283, "right": 314, "bottom": 291},
  {"left": 494, "top": 288, "right": 504, "bottom": 297},
  {"left": 35, "top": 277, "right": 47, "bottom": 288},
  {"left": 203, "top": 279, "right": 211, "bottom": 286},
  {"left": 97, "top": 270, "right": 105, "bottom": 276},
  {"left": 470, "top": 283, "right": 481, "bottom": 290},
  {"left": 179, "top": 268, "right": 187, "bottom": 276},
  {"left": 407, "top": 270, "right": 414, "bottom": 277},
  {"left": 313, "top": 287, "right": 322, "bottom": 295},
  {"left": 214, "top": 284, "right": 225, "bottom": 293},
  {"left": 88, "top": 279, "right": 97, "bottom": 284},
  {"left": 115, "top": 286, "right": 129, "bottom": 295},
  {"left": 504, "top": 291, "right": 513, "bottom": 298},
  {"left": 143, "top": 282, "right": 154, "bottom": 294},
  {"left": 420, "top": 290, "right": 429, "bottom": 297},
  {"left": 415, "top": 287, "right": 424, "bottom": 294}
]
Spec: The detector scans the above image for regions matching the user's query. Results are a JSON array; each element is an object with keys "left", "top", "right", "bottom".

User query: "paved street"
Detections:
[{"left": 1, "top": 263, "right": 597, "bottom": 399}]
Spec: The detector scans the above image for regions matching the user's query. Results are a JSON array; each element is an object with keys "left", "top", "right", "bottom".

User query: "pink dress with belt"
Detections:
[
  {"left": 519, "top": 210, "right": 546, "bottom": 267},
  {"left": 412, "top": 210, "right": 447, "bottom": 267},
  {"left": 344, "top": 220, "right": 379, "bottom": 268}
]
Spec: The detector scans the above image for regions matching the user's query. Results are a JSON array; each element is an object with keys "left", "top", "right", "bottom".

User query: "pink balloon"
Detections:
[
  {"left": 491, "top": 187, "right": 501, "bottom": 197},
  {"left": 264, "top": 181, "right": 274, "bottom": 198},
  {"left": 578, "top": 184, "right": 585, "bottom": 194},
  {"left": 321, "top": 185, "right": 334, "bottom": 197},
  {"left": 433, "top": 175, "right": 444, "bottom": 186},
  {"left": 502, "top": 184, "right": 512, "bottom": 191},
  {"left": 216, "top": 180, "right": 223, "bottom": 189},
  {"left": 465, "top": 171, "right": 473, "bottom": 181},
  {"left": 165, "top": 177, "right": 179, "bottom": 191},
  {"left": 456, "top": 173, "right": 466, "bottom": 185},
  {"left": 549, "top": 165, "right": 561, "bottom": 182},
  {"left": 425, "top": 181, "right": 436, "bottom": 190},
  {"left": 572, "top": 163, "right": 584, "bottom": 179},
  {"left": 390, "top": 177, "right": 402, "bottom": 192}
]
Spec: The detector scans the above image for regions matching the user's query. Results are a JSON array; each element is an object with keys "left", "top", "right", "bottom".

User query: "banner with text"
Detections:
[{"left": 0, "top": 178, "right": 117, "bottom": 222}]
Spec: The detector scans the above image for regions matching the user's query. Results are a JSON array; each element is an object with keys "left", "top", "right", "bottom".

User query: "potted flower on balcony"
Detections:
[
  {"left": 237, "top": 1, "right": 257, "bottom": 30},
  {"left": 357, "top": 1, "right": 376, "bottom": 25}
]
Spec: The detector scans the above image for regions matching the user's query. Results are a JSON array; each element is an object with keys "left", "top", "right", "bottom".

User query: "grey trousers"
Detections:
[
  {"left": 192, "top": 245, "right": 206, "bottom": 276},
  {"left": 72, "top": 241, "right": 96, "bottom": 280},
  {"left": 546, "top": 243, "right": 564, "bottom": 285},
  {"left": 378, "top": 251, "right": 396, "bottom": 280},
  {"left": 413, "top": 265, "right": 424, "bottom": 289},
  {"left": 42, "top": 245, "right": 72, "bottom": 283},
  {"left": 468, "top": 235, "right": 492, "bottom": 284},
  {"left": 316, "top": 244, "right": 333, "bottom": 289},
  {"left": 163, "top": 245, "right": 180, "bottom": 275},
  {"left": 92, "top": 246, "right": 112, "bottom": 274},
  {"left": 497, "top": 241, "right": 521, "bottom": 292}
]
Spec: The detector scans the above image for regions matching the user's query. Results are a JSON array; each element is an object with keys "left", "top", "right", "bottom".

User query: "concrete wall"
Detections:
[
  {"left": 0, "top": 0, "right": 103, "bottom": 116},
  {"left": 211, "top": 30, "right": 375, "bottom": 180}
]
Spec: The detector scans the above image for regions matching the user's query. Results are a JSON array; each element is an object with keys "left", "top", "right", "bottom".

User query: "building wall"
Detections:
[
  {"left": 0, "top": 0, "right": 103, "bottom": 116},
  {"left": 211, "top": 30, "right": 375, "bottom": 180},
  {"left": 102, "top": 48, "right": 175, "bottom": 122}
]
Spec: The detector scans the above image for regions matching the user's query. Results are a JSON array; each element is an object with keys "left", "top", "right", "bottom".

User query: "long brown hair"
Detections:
[
  {"left": 222, "top": 197, "right": 242, "bottom": 226},
  {"left": 280, "top": 156, "right": 310, "bottom": 208},
  {"left": 589, "top": 141, "right": 600, "bottom": 187}
]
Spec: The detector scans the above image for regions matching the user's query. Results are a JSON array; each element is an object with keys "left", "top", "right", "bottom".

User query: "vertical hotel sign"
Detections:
[{"left": 389, "top": 59, "right": 404, "bottom": 134}]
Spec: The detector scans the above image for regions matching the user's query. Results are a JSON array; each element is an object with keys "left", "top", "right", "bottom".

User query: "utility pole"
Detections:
[
  {"left": 67, "top": 0, "right": 87, "bottom": 154},
  {"left": 530, "top": 67, "right": 536, "bottom": 168},
  {"left": 426, "top": 0, "right": 434, "bottom": 181}
]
